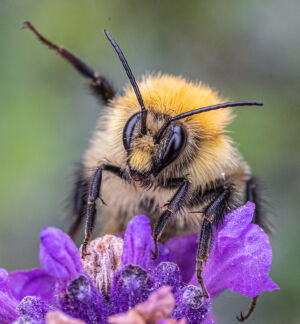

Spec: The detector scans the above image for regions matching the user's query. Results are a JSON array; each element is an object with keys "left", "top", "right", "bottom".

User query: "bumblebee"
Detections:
[{"left": 25, "top": 22, "right": 268, "bottom": 321}]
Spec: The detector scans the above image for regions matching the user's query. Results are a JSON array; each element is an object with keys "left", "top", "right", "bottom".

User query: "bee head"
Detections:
[
  {"left": 105, "top": 30, "right": 263, "bottom": 180},
  {"left": 123, "top": 112, "right": 187, "bottom": 179}
]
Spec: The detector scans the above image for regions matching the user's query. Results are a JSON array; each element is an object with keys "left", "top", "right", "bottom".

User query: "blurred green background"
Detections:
[{"left": 0, "top": 1, "right": 299, "bottom": 323}]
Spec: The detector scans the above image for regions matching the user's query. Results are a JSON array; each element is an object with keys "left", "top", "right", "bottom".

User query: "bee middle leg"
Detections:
[
  {"left": 81, "top": 164, "right": 130, "bottom": 256},
  {"left": 152, "top": 179, "right": 191, "bottom": 259}
]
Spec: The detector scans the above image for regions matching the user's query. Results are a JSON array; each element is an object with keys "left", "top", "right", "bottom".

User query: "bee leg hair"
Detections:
[
  {"left": 152, "top": 179, "right": 190, "bottom": 259},
  {"left": 81, "top": 164, "right": 130, "bottom": 257},
  {"left": 24, "top": 21, "right": 115, "bottom": 103}
]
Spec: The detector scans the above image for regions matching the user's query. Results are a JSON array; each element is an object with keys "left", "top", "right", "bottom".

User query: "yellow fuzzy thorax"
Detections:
[{"left": 112, "top": 73, "right": 235, "bottom": 138}]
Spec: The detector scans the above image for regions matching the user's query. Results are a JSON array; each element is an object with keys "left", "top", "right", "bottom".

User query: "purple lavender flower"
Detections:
[
  {"left": 9, "top": 269, "right": 55, "bottom": 303},
  {"left": 0, "top": 202, "right": 278, "bottom": 324}
]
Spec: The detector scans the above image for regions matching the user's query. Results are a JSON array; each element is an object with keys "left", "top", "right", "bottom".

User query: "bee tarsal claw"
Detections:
[
  {"left": 152, "top": 241, "right": 159, "bottom": 260},
  {"left": 80, "top": 244, "right": 90, "bottom": 259},
  {"left": 236, "top": 312, "right": 245, "bottom": 322}
]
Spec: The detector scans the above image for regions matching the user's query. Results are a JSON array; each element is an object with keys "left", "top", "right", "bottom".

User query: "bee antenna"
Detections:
[
  {"left": 155, "top": 101, "right": 263, "bottom": 143},
  {"left": 104, "top": 30, "right": 147, "bottom": 134},
  {"left": 171, "top": 101, "right": 263, "bottom": 121}
]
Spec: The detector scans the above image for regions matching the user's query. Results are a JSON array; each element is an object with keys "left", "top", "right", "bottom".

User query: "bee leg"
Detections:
[
  {"left": 24, "top": 21, "right": 115, "bottom": 103},
  {"left": 236, "top": 296, "right": 259, "bottom": 322},
  {"left": 81, "top": 164, "right": 130, "bottom": 257},
  {"left": 69, "top": 165, "right": 89, "bottom": 239},
  {"left": 235, "top": 178, "right": 264, "bottom": 321},
  {"left": 196, "top": 189, "right": 231, "bottom": 297},
  {"left": 246, "top": 177, "right": 270, "bottom": 233},
  {"left": 152, "top": 179, "right": 190, "bottom": 259},
  {"left": 247, "top": 178, "right": 259, "bottom": 224},
  {"left": 196, "top": 219, "right": 212, "bottom": 298}
]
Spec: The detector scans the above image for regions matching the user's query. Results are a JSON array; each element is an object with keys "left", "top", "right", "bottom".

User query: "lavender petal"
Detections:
[
  {"left": 0, "top": 269, "right": 10, "bottom": 295},
  {"left": 165, "top": 234, "right": 198, "bottom": 283},
  {"left": 9, "top": 268, "right": 56, "bottom": 302},
  {"left": 122, "top": 215, "right": 155, "bottom": 269},
  {"left": 0, "top": 290, "right": 18, "bottom": 323},
  {"left": 46, "top": 310, "right": 86, "bottom": 324},
  {"left": 39, "top": 227, "right": 82, "bottom": 281}
]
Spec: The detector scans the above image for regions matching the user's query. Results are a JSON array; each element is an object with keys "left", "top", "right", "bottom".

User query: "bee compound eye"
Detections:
[
  {"left": 123, "top": 112, "right": 141, "bottom": 151},
  {"left": 154, "top": 124, "right": 187, "bottom": 175}
]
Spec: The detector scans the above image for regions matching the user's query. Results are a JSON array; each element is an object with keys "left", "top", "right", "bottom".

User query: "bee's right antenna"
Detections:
[
  {"left": 104, "top": 30, "right": 147, "bottom": 134},
  {"left": 155, "top": 101, "right": 263, "bottom": 144}
]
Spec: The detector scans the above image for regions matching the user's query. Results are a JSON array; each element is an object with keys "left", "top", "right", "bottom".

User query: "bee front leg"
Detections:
[
  {"left": 152, "top": 179, "right": 191, "bottom": 259},
  {"left": 81, "top": 164, "right": 130, "bottom": 257}
]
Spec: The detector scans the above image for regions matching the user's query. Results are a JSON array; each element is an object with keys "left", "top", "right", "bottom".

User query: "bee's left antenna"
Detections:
[{"left": 104, "top": 30, "right": 147, "bottom": 134}]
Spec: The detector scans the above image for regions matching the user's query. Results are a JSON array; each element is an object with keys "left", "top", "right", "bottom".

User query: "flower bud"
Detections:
[
  {"left": 151, "top": 262, "right": 182, "bottom": 293},
  {"left": 110, "top": 264, "right": 150, "bottom": 315},
  {"left": 82, "top": 235, "right": 123, "bottom": 294},
  {"left": 17, "top": 296, "right": 54, "bottom": 321},
  {"left": 59, "top": 275, "right": 106, "bottom": 324},
  {"left": 173, "top": 285, "right": 210, "bottom": 324}
]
